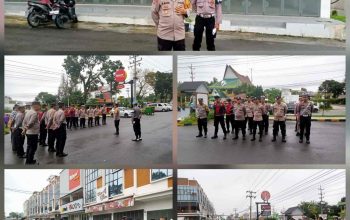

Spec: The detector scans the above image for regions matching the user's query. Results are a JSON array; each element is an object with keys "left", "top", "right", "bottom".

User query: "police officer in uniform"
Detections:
[
  {"left": 114, "top": 103, "right": 121, "bottom": 135},
  {"left": 294, "top": 96, "right": 303, "bottom": 136},
  {"left": 296, "top": 94, "right": 313, "bottom": 144},
  {"left": 132, "top": 103, "right": 142, "bottom": 141},
  {"left": 79, "top": 105, "right": 87, "bottom": 128},
  {"left": 211, "top": 96, "right": 227, "bottom": 140},
  {"left": 192, "top": 0, "right": 222, "bottom": 50},
  {"left": 196, "top": 98, "right": 209, "bottom": 138},
  {"left": 102, "top": 104, "right": 107, "bottom": 125},
  {"left": 87, "top": 106, "right": 94, "bottom": 127},
  {"left": 261, "top": 96, "right": 271, "bottom": 135},
  {"left": 233, "top": 97, "right": 246, "bottom": 140},
  {"left": 152, "top": 0, "right": 190, "bottom": 51},
  {"left": 245, "top": 97, "right": 254, "bottom": 135},
  {"left": 13, "top": 105, "right": 26, "bottom": 158},
  {"left": 225, "top": 98, "right": 234, "bottom": 134},
  {"left": 251, "top": 97, "right": 265, "bottom": 142},
  {"left": 46, "top": 103, "right": 57, "bottom": 153},
  {"left": 272, "top": 96, "right": 287, "bottom": 143},
  {"left": 39, "top": 104, "right": 48, "bottom": 146},
  {"left": 53, "top": 102, "right": 68, "bottom": 157}
]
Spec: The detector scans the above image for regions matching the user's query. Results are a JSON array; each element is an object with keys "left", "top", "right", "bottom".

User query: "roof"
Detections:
[
  {"left": 178, "top": 81, "right": 208, "bottom": 92},
  {"left": 224, "top": 65, "right": 252, "bottom": 85},
  {"left": 284, "top": 207, "right": 304, "bottom": 215}
]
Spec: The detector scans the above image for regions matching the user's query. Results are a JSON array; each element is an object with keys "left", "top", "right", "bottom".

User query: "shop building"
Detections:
[{"left": 177, "top": 178, "right": 215, "bottom": 220}]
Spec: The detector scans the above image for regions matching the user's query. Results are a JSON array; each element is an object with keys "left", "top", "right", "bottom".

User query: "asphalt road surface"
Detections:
[
  {"left": 5, "top": 24, "right": 345, "bottom": 52},
  {"left": 178, "top": 121, "right": 345, "bottom": 165},
  {"left": 4, "top": 112, "right": 172, "bottom": 165}
]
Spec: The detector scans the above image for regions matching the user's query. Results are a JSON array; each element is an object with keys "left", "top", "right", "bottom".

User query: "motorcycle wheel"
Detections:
[
  {"left": 27, "top": 11, "right": 41, "bottom": 28},
  {"left": 54, "top": 14, "right": 70, "bottom": 29}
]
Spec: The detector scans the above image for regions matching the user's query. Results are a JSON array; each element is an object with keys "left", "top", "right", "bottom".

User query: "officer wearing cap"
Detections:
[
  {"left": 13, "top": 105, "right": 26, "bottom": 158},
  {"left": 53, "top": 102, "right": 68, "bottom": 157},
  {"left": 225, "top": 98, "right": 234, "bottom": 134},
  {"left": 22, "top": 101, "right": 41, "bottom": 164},
  {"left": 132, "top": 102, "right": 142, "bottom": 141},
  {"left": 196, "top": 98, "right": 210, "bottom": 138},
  {"left": 296, "top": 93, "right": 314, "bottom": 144},
  {"left": 152, "top": 0, "right": 190, "bottom": 51},
  {"left": 233, "top": 97, "right": 246, "bottom": 140},
  {"left": 46, "top": 103, "right": 57, "bottom": 152},
  {"left": 272, "top": 96, "right": 287, "bottom": 143},
  {"left": 261, "top": 96, "right": 271, "bottom": 135},
  {"left": 251, "top": 97, "right": 265, "bottom": 142},
  {"left": 192, "top": 0, "right": 222, "bottom": 51},
  {"left": 211, "top": 96, "right": 227, "bottom": 140}
]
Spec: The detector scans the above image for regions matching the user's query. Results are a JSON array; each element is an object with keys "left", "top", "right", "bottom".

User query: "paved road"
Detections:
[
  {"left": 178, "top": 121, "right": 345, "bottom": 165},
  {"left": 4, "top": 112, "right": 172, "bottom": 165},
  {"left": 5, "top": 24, "right": 345, "bottom": 52}
]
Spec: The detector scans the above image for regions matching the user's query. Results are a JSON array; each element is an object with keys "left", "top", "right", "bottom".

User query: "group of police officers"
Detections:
[
  {"left": 8, "top": 102, "right": 143, "bottom": 165},
  {"left": 195, "top": 94, "right": 314, "bottom": 144},
  {"left": 152, "top": 0, "right": 222, "bottom": 51}
]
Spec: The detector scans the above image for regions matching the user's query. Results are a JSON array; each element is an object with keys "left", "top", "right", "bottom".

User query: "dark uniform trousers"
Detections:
[
  {"left": 102, "top": 114, "right": 107, "bottom": 125},
  {"left": 114, "top": 119, "right": 120, "bottom": 134},
  {"left": 262, "top": 114, "right": 269, "bottom": 133},
  {"left": 88, "top": 117, "right": 93, "bottom": 127},
  {"left": 235, "top": 120, "right": 246, "bottom": 137},
  {"left": 39, "top": 120, "right": 47, "bottom": 144},
  {"left": 133, "top": 118, "right": 141, "bottom": 138},
  {"left": 197, "top": 118, "right": 208, "bottom": 135},
  {"left": 48, "top": 129, "right": 56, "bottom": 151},
  {"left": 55, "top": 124, "right": 67, "bottom": 154},
  {"left": 273, "top": 121, "right": 286, "bottom": 138},
  {"left": 225, "top": 114, "right": 234, "bottom": 132},
  {"left": 25, "top": 134, "right": 38, "bottom": 164},
  {"left": 246, "top": 117, "right": 253, "bottom": 133},
  {"left": 252, "top": 121, "right": 263, "bottom": 138},
  {"left": 74, "top": 117, "right": 79, "bottom": 128},
  {"left": 14, "top": 128, "right": 25, "bottom": 156},
  {"left": 11, "top": 130, "right": 16, "bottom": 151},
  {"left": 158, "top": 37, "right": 186, "bottom": 51},
  {"left": 80, "top": 118, "right": 86, "bottom": 128},
  {"left": 299, "top": 116, "right": 311, "bottom": 140},
  {"left": 66, "top": 117, "right": 71, "bottom": 129},
  {"left": 95, "top": 116, "right": 100, "bottom": 126},
  {"left": 193, "top": 16, "right": 216, "bottom": 51},
  {"left": 214, "top": 115, "right": 226, "bottom": 136}
]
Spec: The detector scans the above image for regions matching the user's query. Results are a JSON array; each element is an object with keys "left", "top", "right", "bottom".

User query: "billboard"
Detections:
[{"left": 69, "top": 169, "right": 81, "bottom": 191}]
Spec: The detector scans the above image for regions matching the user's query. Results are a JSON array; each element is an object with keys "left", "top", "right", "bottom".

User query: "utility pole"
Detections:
[
  {"left": 189, "top": 64, "right": 195, "bottom": 82},
  {"left": 233, "top": 208, "right": 237, "bottom": 219},
  {"left": 250, "top": 68, "right": 253, "bottom": 84},
  {"left": 128, "top": 55, "right": 142, "bottom": 105},
  {"left": 319, "top": 186, "right": 325, "bottom": 214},
  {"left": 246, "top": 191, "right": 256, "bottom": 220}
]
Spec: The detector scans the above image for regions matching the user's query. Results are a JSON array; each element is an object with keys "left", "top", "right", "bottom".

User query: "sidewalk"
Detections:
[{"left": 5, "top": 2, "right": 346, "bottom": 40}]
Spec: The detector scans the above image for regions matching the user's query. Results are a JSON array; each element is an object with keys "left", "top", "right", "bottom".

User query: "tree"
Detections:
[
  {"left": 318, "top": 80, "right": 345, "bottom": 99},
  {"left": 136, "top": 69, "right": 155, "bottom": 100},
  {"left": 35, "top": 92, "right": 57, "bottom": 104},
  {"left": 299, "top": 201, "right": 325, "bottom": 219},
  {"left": 154, "top": 72, "right": 173, "bottom": 102},
  {"left": 63, "top": 55, "right": 109, "bottom": 103},
  {"left": 8, "top": 212, "right": 23, "bottom": 219},
  {"left": 207, "top": 77, "right": 219, "bottom": 86},
  {"left": 264, "top": 88, "right": 282, "bottom": 103},
  {"left": 99, "top": 59, "right": 123, "bottom": 96}
]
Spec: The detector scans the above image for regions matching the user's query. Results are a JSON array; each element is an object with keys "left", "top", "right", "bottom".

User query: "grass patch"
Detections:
[
  {"left": 331, "top": 15, "right": 346, "bottom": 22},
  {"left": 4, "top": 127, "right": 10, "bottom": 135}
]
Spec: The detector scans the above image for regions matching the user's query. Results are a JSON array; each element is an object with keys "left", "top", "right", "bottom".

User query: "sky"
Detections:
[
  {"left": 5, "top": 169, "right": 62, "bottom": 216},
  {"left": 5, "top": 55, "right": 172, "bottom": 102},
  {"left": 178, "top": 56, "right": 345, "bottom": 92},
  {"left": 179, "top": 169, "right": 346, "bottom": 216}
]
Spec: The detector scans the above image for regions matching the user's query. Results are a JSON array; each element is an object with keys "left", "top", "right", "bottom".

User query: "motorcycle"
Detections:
[{"left": 54, "top": 0, "right": 78, "bottom": 29}]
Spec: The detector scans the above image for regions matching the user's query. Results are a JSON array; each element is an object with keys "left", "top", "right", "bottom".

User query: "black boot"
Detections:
[
  {"left": 306, "top": 139, "right": 310, "bottom": 144},
  {"left": 282, "top": 137, "right": 286, "bottom": 143},
  {"left": 233, "top": 136, "right": 238, "bottom": 140},
  {"left": 271, "top": 136, "right": 276, "bottom": 142},
  {"left": 259, "top": 135, "right": 262, "bottom": 142},
  {"left": 204, "top": 133, "right": 207, "bottom": 138},
  {"left": 299, "top": 139, "right": 303, "bottom": 143},
  {"left": 196, "top": 134, "right": 203, "bottom": 138},
  {"left": 223, "top": 133, "right": 227, "bottom": 140},
  {"left": 251, "top": 135, "right": 256, "bottom": 141},
  {"left": 211, "top": 135, "right": 218, "bottom": 139}
]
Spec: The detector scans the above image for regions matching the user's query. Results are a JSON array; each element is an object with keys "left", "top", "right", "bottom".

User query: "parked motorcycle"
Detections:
[{"left": 54, "top": 0, "right": 78, "bottom": 29}]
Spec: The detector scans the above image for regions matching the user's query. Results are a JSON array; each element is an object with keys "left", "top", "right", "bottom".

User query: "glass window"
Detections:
[
  {"left": 264, "top": 0, "right": 282, "bottom": 15},
  {"left": 247, "top": 0, "right": 263, "bottom": 14},
  {"left": 301, "top": 0, "right": 320, "bottom": 17},
  {"left": 105, "top": 169, "right": 123, "bottom": 197},
  {"left": 284, "top": 0, "right": 300, "bottom": 16},
  {"left": 151, "top": 169, "right": 173, "bottom": 181},
  {"left": 85, "top": 169, "right": 98, "bottom": 203}
]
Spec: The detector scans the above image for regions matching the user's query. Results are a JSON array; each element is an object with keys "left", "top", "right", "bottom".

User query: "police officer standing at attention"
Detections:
[
  {"left": 296, "top": 94, "right": 313, "bottom": 144},
  {"left": 39, "top": 104, "right": 48, "bottom": 147},
  {"left": 233, "top": 97, "right": 246, "bottom": 140},
  {"left": 261, "top": 96, "right": 270, "bottom": 135},
  {"left": 192, "top": 0, "right": 222, "bottom": 51},
  {"left": 114, "top": 103, "right": 121, "bottom": 135},
  {"left": 272, "top": 96, "right": 287, "bottom": 143},
  {"left": 211, "top": 96, "right": 227, "bottom": 140},
  {"left": 225, "top": 98, "right": 234, "bottom": 134},
  {"left": 102, "top": 104, "right": 107, "bottom": 125},
  {"left": 79, "top": 105, "right": 86, "bottom": 128},
  {"left": 53, "top": 102, "right": 68, "bottom": 157},
  {"left": 132, "top": 103, "right": 142, "bottom": 141},
  {"left": 151, "top": 0, "right": 190, "bottom": 51},
  {"left": 46, "top": 103, "right": 57, "bottom": 153},
  {"left": 22, "top": 101, "right": 41, "bottom": 165},
  {"left": 251, "top": 97, "right": 265, "bottom": 142},
  {"left": 196, "top": 98, "right": 209, "bottom": 138},
  {"left": 13, "top": 105, "right": 26, "bottom": 158},
  {"left": 245, "top": 97, "right": 254, "bottom": 135},
  {"left": 87, "top": 106, "right": 94, "bottom": 127}
]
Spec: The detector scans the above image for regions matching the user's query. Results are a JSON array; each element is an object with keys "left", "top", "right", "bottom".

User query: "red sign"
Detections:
[
  {"left": 116, "top": 84, "right": 125, "bottom": 89},
  {"left": 115, "top": 69, "right": 127, "bottom": 82},
  {"left": 261, "top": 204, "right": 271, "bottom": 211},
  {"left": 261, "top": 191, "right": 271, "bottom": 201},
  {"left": 69, "top": 169, "right": 80, "bottom": 191},
  {"left": 85, "top": 204, "right": 104, "bottom": 213},
  {"left": 104, "top": 197, "right": 134, "bottom": 211}
]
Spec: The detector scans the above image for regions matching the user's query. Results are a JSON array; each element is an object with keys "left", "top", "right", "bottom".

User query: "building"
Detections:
[
  {"left": 177, "top": 178, "right": 215, "bottom": 220},
  {"left": 283, "top": 207, "right": 305, "bottom": 220},
  {"left": 178, "top": 81, "right": 210, "bottom": 108},
  {"left": 209, "top": 65, "right": 252, "bottom": 91},
  {"left": 23, "top": 169, "right": 173, "bottom": 220}
]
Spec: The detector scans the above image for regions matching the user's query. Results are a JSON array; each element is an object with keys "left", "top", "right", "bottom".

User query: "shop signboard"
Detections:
[
  {"left": 104, "top": 197, "right": 134, "bottom": 211},
  {"left": 261, "top": 204, "right": 271, "bottom": 216},
  {"left": 85, "top": 204, "right": 104, "bottom": 213},
  {"left": 61, "top": 198, "right": 84, "bottom": 214},
  {"left": 69, "top": 169, "right": 81, "bottom": 191},
  {"left": 96, "top": 185, "right": 109, "bottom": 203}
]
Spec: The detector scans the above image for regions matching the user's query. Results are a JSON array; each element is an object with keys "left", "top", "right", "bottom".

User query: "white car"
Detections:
[
  {"left": 110, "top": 107, "right": 134, "bottom": 118},
  {"left": 148, "top": 103, "right": 169, "bottom": 112},
  {"left": 162, "top": 103, "right": 173, "bottom": 111}
]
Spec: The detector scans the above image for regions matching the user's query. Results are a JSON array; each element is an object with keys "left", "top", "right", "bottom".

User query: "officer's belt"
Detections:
[{"left": 198, "top": 13, "right": 215, "bottom": 18}]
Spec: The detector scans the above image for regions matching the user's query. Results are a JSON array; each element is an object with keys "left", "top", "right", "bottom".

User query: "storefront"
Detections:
[{"left": 60, "top": 198, "right": 88, "bottom": 220}]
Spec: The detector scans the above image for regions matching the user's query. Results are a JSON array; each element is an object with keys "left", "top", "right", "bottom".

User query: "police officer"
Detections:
[
  {"left": 233, "top": 97, "right": 246, "bottom": 140},
  {"left": 64, "top": 106, "right": 70, "bottom": 129},
  {"left": 261, "top": 96, "right": 271, "bottom": 135},
  {"left": 296, "top": 94, "right": 313, "bottom": 144},
  {"left": 94, "top": 106, "right": 101, "bottom": 126},
  {"left": 79, "top": 105, "right": 87, "bottom": 128},
  {"left": 102, "top": 104, "right": 107, "bottom": 125},
  {"left": 294, "top": 96, "right": 303, "bottom": 136},
  {"left": 53, "top": 102, "right": 68, "bottom": 157},
  {"left": 8, "top": 104, "right": 19, "bottom": 152},
  {"left": 39, "top": 104, "right": 48, "bottom": 147},
  {"left": 46, "top": 103, "right": 57, "bottom": 153},
  {"left": 192, "top": 0, "right": 222, "bottom": 51},
  {"left": 74, "top": 106, "right": 79, "bottom": 128},
  {"left": 245, "top": 96, "right": 254, "bottom": 135},
  {"left": 114, "top": 103, "right": 121, "bottom": 135},
  {"left": 196, "top": 98, "right": 209, "bottom": 138},
  {"left": 251, "top": 97, "right": 265, "bottom": 142},
  {"left": 272, "top": 96, "right": 287, "bottom": 143},
  {"left": 225, "top": 98, "right": 234, "bottom": 134},
  {"left": 87, "top": 106, "right": 94, "bottom": 127},
  {"left": 132, "top": 103, "right": 142, "bottom": 141},
  {"left": 152, "top": 0, "right": 190, "bottom": 51},
  {"left": 211, "top": 96, "right": 227, "bottom": 140},
  {"left": 22, "top": 101, "right": 41, "bottom": 165},
  {"left": 13, "top": 105, "right": 26, "bottom": 158}
]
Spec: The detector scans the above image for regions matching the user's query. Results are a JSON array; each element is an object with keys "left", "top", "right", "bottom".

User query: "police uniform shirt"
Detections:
[
  {"left": 262, "top": 103, "right": 271, "bottom": 115},
  {"left": 234, "top": 103, "right": 246, "bottom": 121},
  {"left": 53, "top": 109, "right": 66, "bottom": 130},
  {"left": 273, "top": 103, "right": 287, "bottom": 121},
  {"left": 196, "top": 104, "right": 209, "bottom": 119},
  {"left": 46, "top": 109, "right": 56, "bottom": 129},
  {"left": 245, "top": 102, "right": 254, "bottom": 117},
  {"left": 192, "top": 0, "right": 222, "bottom": 23},
  {"left": 133, "top": 107, "right": 142, "bottom": 119},
  {"left": 114, "top": 107, "right": 120, "bottom": 120},
  {"left": 79, "top": 109, "right": 86, "bottom": 118},
  {"left": 22, "top": 109, "right": 40, "bottom": 135},
  {"left": 298, "top": 102, "right": 314, "bottom": 117},
  {"left": 14, "top": 112, "right": 25, "bottom": 129},
  {"left": 252, "top": 104, "right": 264, "bottom": 121}
]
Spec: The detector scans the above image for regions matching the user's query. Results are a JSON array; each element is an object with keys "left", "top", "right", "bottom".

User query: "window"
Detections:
[
  {"left": 151, "top": 169, "right": 173, "bottom": 181},
  {"left": 85, "top": 169, "right": 98, "bottom": 203},
  {"left": 106, "top": 169, "right": 123, "bottom": 197}
]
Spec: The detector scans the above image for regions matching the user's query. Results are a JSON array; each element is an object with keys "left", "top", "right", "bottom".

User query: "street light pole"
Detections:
[{"left": 246, "top": 191, "right": 256, "bottom": 220}]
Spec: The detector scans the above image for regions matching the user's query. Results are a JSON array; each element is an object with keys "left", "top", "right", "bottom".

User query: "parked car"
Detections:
[
  {"left": 110, "top": 107, "right": 134, "bottom": 118},
  {"left": 162, "top": 103, "right": 173, "bottom": 111},
  {"left": 148, "top": 103, "right": 169, "bottom": 112}
]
